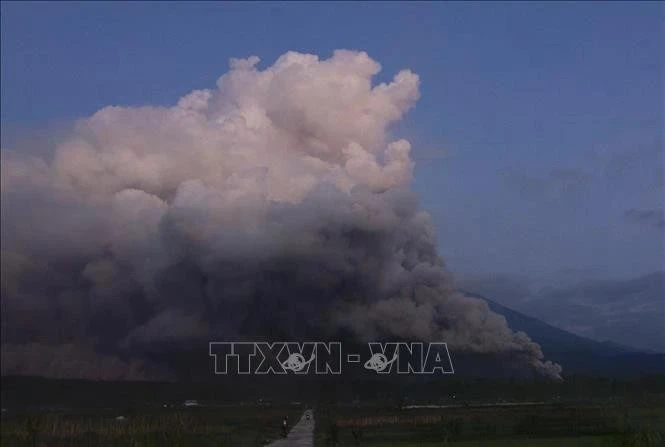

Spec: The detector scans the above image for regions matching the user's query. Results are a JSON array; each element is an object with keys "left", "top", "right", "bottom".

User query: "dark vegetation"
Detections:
[
  {"left": 1, "top": 375, "right": 663, "bottom": 446},
  {"left": 315, "top": 402, "right": 665, "bottom": 446},
  {"left": 0, "top": 405, "right": 301, "bottom": 447}
]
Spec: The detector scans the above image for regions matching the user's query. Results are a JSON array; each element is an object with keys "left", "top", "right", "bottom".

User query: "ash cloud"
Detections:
[{"left": 0, "top": 50, "right": 562, "bottom": 380}]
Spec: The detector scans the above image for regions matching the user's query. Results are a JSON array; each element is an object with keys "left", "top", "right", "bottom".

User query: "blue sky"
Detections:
[{"left": 2, "top": 2, "right": 663, "bottom": 283}]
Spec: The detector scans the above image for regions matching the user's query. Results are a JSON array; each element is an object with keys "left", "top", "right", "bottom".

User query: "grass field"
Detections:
[
  {"left": 2, "top": 376, "right": 664, "bottom": 446},
  {"left": 358, "top": 436, "right": 657, "bottom": 447},
  {"left": 314, "top": 400, "right": 665, "bottom": 447},
  {"left": 0, "top": 405, "right": 301, "bottom": 447}
]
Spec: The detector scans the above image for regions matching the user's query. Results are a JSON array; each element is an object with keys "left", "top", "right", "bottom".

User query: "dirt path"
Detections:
[{"left": 265, "top": 410, "right": 314, "bottom": 447}]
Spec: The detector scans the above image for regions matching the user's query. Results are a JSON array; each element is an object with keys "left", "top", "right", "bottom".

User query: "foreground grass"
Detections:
[
  {"left": 364, "top": 433, "right": 663, "bottom": 446},
  {"left": 314, "top": 400, "right": 665, "bottom": 447},
  {"left": 0, "top": 406, "right": 301, "bottom": 447}
]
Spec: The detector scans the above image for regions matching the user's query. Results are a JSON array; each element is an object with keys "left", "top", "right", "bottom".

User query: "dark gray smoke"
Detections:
[{"left": 0, "top": 50, "right": 562, "bottom": 380}]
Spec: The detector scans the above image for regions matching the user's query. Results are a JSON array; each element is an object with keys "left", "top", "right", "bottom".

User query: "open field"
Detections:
[
  {"left": 314, "top": 401, "right": 665, "bottom": 447},
  {"left": 3, "top": 402, "right": 664, "bottom": 447},
  {"left": 350, "top": 437, "right": 660, "bottom": 447},
  {"left": 0, "top": 406, "right": 302, "bottom": 447},
  {"left": 2, "top": 376, "right": 664, "bottom": 446}
]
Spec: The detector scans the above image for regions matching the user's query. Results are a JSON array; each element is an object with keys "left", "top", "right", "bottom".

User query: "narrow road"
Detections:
[{"left": 266, "top": 410, "right": 314, "bottom": 447}]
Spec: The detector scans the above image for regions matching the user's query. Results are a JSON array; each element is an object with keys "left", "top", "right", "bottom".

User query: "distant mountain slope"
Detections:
[
  {"left": 460, "top": 290, "right": 665, "bottom": 378},
  {"left": 458, "top": 271, "right": 665, "bottom": 353},
  {"left": 518, "top": 272, "right": 665, "bottom": 353}
]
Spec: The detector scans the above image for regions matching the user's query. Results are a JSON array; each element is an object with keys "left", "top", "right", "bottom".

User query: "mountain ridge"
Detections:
[{"left": 460, "top": 290, "right": 665, "bottom": 377}]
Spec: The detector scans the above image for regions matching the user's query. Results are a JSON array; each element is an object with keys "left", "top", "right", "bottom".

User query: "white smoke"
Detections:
[{"left": 0, "top": 50, "right": 561, "bottom": 380}]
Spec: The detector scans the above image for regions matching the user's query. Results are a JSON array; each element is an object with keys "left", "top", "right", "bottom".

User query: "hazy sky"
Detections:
[{"left": 2, "top": 2, "right": 663, "bottom": 284}]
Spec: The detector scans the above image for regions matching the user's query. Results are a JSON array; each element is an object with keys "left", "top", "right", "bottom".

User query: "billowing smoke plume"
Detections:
[{"left": 1, "top": 50, "right": 562, "bottom": 380}]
